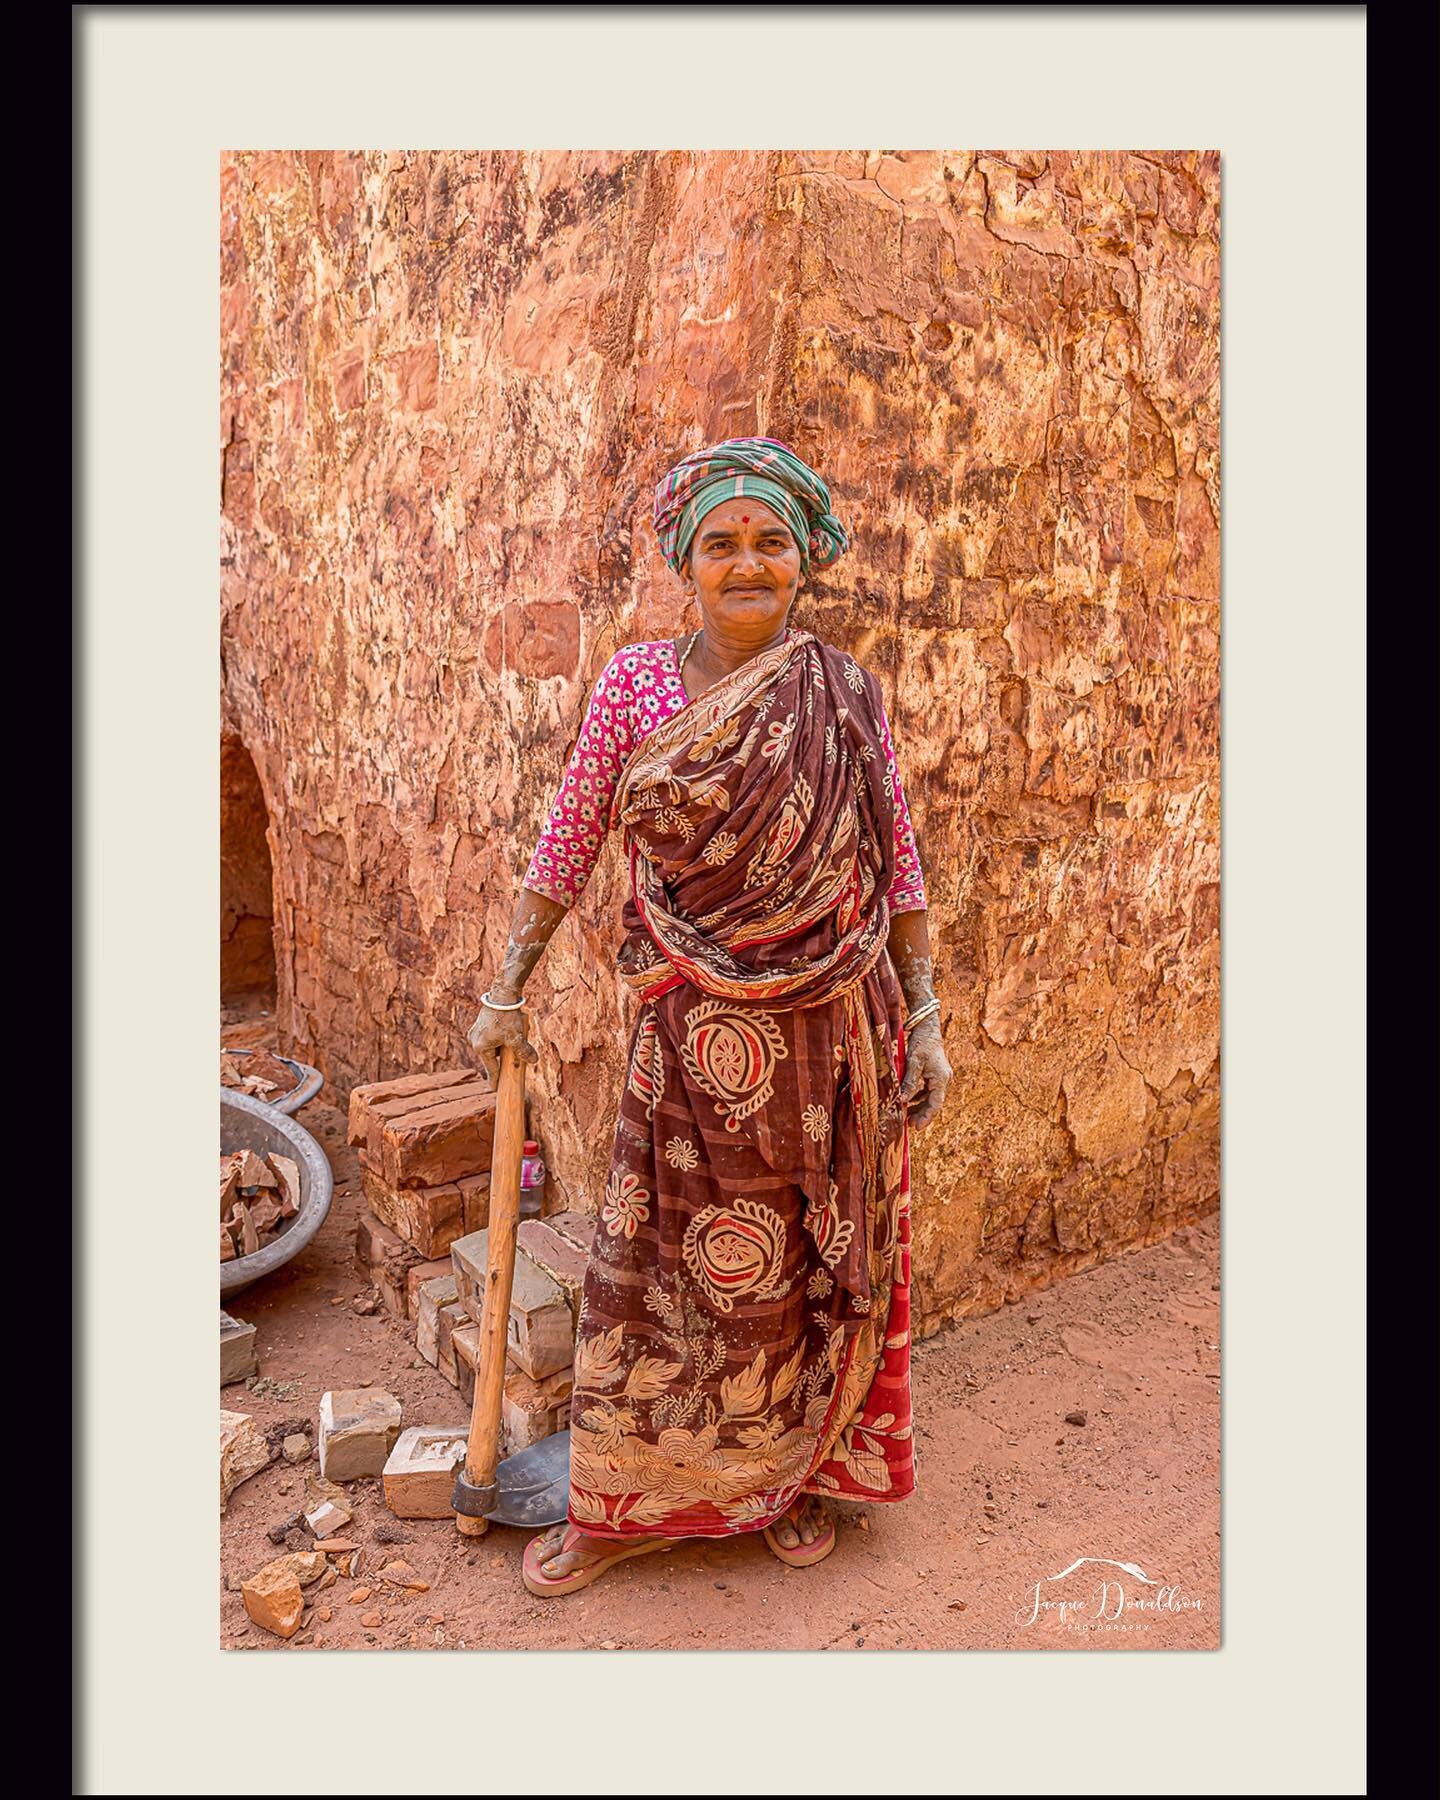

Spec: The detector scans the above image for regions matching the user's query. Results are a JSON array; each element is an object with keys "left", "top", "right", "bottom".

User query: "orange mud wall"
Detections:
[{"left": 220, "top": 150, "right": 1219, "bottom": 1336}]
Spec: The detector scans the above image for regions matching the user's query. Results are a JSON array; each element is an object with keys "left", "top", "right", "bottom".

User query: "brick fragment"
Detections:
[{"left": 220, "top": 1311, "right": 258, "bottom": 1386}]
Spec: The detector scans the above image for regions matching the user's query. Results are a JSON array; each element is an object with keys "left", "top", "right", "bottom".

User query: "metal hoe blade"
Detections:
[{"left": 483, "top": 1429, "right": 572, "bottom": 1528}]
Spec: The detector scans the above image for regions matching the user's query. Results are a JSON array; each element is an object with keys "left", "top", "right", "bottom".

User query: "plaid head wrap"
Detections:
[{"left": 652, "top": 436, "right": 850, "bottom": 578}]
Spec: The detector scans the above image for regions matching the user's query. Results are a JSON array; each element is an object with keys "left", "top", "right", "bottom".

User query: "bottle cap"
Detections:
[{"left": 522, "top": 1140, "right": 539, "bottom": 1154}]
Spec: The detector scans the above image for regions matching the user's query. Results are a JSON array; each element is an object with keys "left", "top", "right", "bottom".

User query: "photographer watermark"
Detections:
[{"left": 1015, "top": 1557, "right": 1206, "bottom": 1635}]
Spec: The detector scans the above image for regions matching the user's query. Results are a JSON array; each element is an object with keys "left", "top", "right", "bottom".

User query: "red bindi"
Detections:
[{"left": 741, "top": 514, "right": 748, "bottom": 522}]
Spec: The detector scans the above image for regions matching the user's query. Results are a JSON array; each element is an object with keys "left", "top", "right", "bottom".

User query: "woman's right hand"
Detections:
[{"left": 467, "top": 997, "right": 538, "bottom": 1087}]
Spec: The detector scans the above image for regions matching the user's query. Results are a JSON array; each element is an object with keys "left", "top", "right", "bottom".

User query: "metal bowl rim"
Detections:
[{"left": 220, "top": 1089, "right": 334, "bottom": 1294}]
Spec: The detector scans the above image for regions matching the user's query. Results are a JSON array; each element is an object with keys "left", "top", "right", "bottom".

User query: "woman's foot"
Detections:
[
  {"left": 522, "top": 1523, "right": 678, "bottom": 1597},
  {"left": 763, "top": 1495, "right": 837, "bottom": 1567}
]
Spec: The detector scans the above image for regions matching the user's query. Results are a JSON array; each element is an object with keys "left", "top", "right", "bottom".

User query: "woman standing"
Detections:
[{"left": 469, "top": 438, "right": 953, "bottom": 1595}]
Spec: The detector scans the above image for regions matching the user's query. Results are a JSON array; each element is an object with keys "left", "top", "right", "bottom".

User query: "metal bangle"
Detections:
[
  {"left": 481, "top": 991, "right": 526, "bottom": 1012},
  {"left": 904, "top": 997, "right": 941, "bottom": 1029}
]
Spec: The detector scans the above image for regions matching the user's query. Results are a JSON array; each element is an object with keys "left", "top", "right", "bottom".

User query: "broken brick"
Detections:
[{"left": 220, "top": 1312, "right": 258, "bottom": 1386}]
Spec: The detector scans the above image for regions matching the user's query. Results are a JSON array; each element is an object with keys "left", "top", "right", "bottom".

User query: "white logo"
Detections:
[{"left": 1016, "top": 1556, "right": 1205, "bottom": 1634}]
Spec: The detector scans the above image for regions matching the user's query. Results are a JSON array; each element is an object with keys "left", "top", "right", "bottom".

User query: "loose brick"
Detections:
[
  {"left": 318, "top": 1389, "right": 403, "bottom": 1480},
  {"left": 220, "top": 1311, "right": 258, "bottom": 1386},
  {"left": 346, "top": 1069, "right": 482, "bottom": 1148},
  {"left": 415, "top": 1274, "right": 458, "bottom": 1366},
  {"left": 374, "top": 1086, "right": 498, "bottom": 1189},
  {"left": 382, "top": 1425, "right": 469, "bottom": 1519}
]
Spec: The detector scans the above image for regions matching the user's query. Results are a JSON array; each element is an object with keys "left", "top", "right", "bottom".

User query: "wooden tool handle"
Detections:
[{"left": 455, "top": 1041, "right": 527, "bottom": 1536}]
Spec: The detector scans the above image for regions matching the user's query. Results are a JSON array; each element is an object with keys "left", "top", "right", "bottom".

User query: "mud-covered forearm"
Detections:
[
  {"left": 486, "top": 888, "right": 569, "bottom": 1001},
  {"left": 886, "top": 908, "right": 938, "bottom": 1015}
]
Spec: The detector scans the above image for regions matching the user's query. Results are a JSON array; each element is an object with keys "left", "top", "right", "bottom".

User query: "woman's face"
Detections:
[{"left": 681, "top": 499, "right": 802, "bottom": 644}]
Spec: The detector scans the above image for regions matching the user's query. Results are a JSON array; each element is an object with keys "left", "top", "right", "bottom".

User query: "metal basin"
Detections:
[
  {"left": 220, "top": 1089, "right": 334, "bottom": 1297},
  {"left": 222, "top": 1047, "right": 324, "bottom": 1115}
]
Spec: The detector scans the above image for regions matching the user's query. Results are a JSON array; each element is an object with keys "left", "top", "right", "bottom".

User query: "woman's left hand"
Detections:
[{"left": 899, "top": 1015, "right": 952, "bottom": 1129}]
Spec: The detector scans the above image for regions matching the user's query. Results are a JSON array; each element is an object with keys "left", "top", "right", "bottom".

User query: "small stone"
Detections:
[
  {"left": 266, "top": 1510, "right": 304, "bottom": 1546},
  {"left": 304, "top": 1499, "right": 351, "bottom": 1538},
  {"left": 1064, "top": 1410, "right": 1088, "bottom": 1427},
  {"left": 427, "top": 1613, "right": 445, "bottom": 1625},
  {"left": 600, "top": 1640, "right": 618, "bottom": 1651},
  {"left": 350, "top": 1587, "right": 372, "bottom": 1605},
  {"left": 304, "top": 1473, "right": 352, "bottom": 1515},
  {"left": 378, "top": 1558, "right": 429, "bottom": 1592},
  {"left": 241, "top": 1562, "right": 305, "bottom": 1639},
  {"left": 714, "top": 1581, "right": 727, "bottom": 1591},
  {"left": 269, "top": 1551, "right": 328, "bottom": 1587},
  {"left": 947, "top": 1601, "right": 967, "bottom": 1611},
  {"left": 360, "top": 1611, "right": 383, "bottom": 1628},
  {"left": 316, "top": 1606, "right": 332, "bottom": 1623},
  {"left": 1036, "top": 1499, "right": 1049, "bottom": 1508}
]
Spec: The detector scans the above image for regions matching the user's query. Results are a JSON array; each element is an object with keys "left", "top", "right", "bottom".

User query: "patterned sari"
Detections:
[{"left": 566, "top": 628, "right": 916, "bottom": 1539}]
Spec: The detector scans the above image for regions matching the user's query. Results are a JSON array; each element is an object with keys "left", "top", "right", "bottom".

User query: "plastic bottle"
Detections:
[{"left": 519, "top": 1139, "right": 545, "bottom": 1218}]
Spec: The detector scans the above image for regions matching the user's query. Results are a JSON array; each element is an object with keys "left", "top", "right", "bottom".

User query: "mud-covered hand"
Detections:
[
  {"left": 467, "top": 1000, "right": 538, "bottom": 1089},
  {"left": 898, "top": 1015, "right": 952, "bottom": 1130}
]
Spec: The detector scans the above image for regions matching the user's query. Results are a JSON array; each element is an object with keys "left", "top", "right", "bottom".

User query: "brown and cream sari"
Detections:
[{"left": 566, "top": 627, "right": 916, "bottom": 1540}]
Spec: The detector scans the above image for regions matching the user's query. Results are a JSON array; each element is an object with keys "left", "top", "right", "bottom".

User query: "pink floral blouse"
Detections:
[{"left": 522, "top": 636, "right": 928, "bottom": 915}]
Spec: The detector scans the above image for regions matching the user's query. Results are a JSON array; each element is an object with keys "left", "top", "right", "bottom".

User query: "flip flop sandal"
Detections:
[
  {"left": 522, "top": 1525, "right": 676, "bottom": 1597},
  {"left": 763, "top": 1505, "right": 837, "bottom": 1569}
]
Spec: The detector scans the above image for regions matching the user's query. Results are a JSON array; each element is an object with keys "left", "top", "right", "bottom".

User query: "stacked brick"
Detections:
[
  {"left": 347, "top": 1071, "right": 498, "bottom": 1314},
  {"left": 347, "top": 1070, "right": 591, "bottom": 1464}
]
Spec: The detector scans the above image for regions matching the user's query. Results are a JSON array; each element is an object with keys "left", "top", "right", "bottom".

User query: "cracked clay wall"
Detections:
[{"left": 220, "top": 149, "right": 1219, "bottom": 1337}]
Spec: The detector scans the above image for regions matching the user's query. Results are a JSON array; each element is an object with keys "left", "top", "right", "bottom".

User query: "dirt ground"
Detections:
[{"left": 220, "top": 1008, "right": 1220, "bottom": 1652}]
